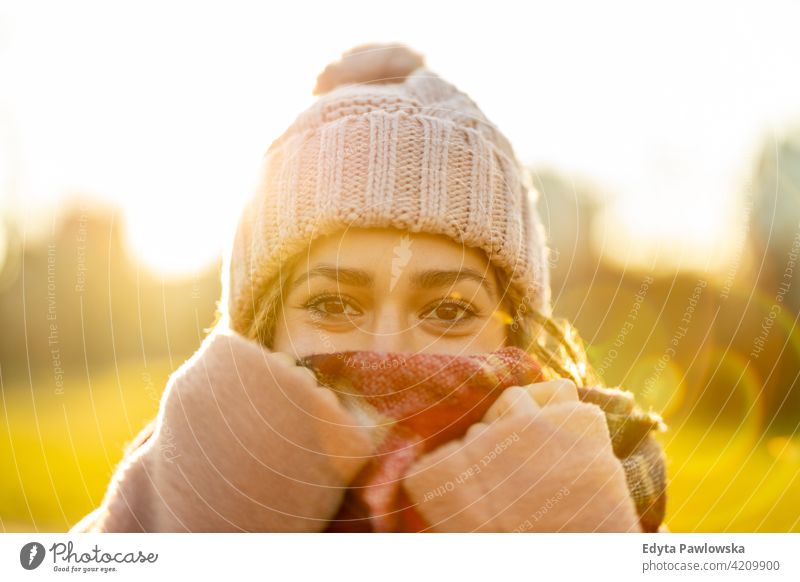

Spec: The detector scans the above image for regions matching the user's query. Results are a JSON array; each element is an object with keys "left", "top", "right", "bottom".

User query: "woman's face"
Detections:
[{"left": 272, "top": 228, "right": 509, "bottom": 359}]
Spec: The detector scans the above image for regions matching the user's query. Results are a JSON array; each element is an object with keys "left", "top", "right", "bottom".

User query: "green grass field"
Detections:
[
  {"left": 1, "top": 359, "right": 174, "bottom": 532},
  {"left": 656, "top": 422, "right": 800, "bottom": 532},
  {"left": 2, "top": 361, "right": 798, "bottom": 532}
]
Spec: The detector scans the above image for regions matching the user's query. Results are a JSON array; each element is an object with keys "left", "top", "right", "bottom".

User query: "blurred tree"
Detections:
[
  {"left": 533, "top": 161, "right": 800, "bottom": 434},
  {"left": 0, "top": 200, "right": 220, "bottom": 388}
]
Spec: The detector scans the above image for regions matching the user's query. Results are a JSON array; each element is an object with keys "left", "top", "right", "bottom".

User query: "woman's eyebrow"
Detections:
[
  {"left": 288, "top": 265, "right": 496, "bottom": 299},
  {"left": 409, "top": 268, "right": 496, "bottom": 299},
  {"left": 288, "top": 265, "right": 373, "bottom": 292}
]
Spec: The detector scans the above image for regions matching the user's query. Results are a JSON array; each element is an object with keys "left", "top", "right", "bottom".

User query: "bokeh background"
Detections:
[{"left": 1, "top": 0, "right": 799, "bottom": 532}]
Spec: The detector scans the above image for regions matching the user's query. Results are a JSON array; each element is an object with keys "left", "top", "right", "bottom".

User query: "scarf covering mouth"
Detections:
[{"left": 299, "top": 346, "right": 667, "bottom": 533}]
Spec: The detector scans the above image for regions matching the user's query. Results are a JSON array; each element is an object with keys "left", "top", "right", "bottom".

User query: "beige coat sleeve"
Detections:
[
  {"left": 69, "top": 328, "right": 376, "bottom": 532},
  {"left": 402, "top": 380, "right": 643, "bottom": 532}
]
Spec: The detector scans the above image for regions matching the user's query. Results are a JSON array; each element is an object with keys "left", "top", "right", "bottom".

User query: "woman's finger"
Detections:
[
  {"left": 537, "top": 400, "right": 613, "bottom": 446},
  {"left": 482, "top": 385, "right": 541, "bottom": 424},
  {"left": 523, "top": 378, "right": 579, "bottom": 407}
]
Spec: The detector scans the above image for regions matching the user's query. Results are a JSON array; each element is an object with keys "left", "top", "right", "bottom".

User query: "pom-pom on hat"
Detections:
[{"left": 220, "top": 43, "right": 552, "bottom": 334}]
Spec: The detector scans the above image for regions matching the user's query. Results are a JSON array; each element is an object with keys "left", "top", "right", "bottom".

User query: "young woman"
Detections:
[{"left": 71, "top": 44, "right": 667, "bottom": 533}]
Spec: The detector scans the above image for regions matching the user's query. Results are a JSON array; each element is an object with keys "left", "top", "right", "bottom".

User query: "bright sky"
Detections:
[{"left": 1, "top": 0, "right": 799, "bottom": 277}]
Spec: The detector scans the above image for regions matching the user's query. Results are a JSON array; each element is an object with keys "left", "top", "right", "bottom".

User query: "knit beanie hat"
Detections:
[{"left": 220, "top": 43, "right": 552, "bottom": 335}]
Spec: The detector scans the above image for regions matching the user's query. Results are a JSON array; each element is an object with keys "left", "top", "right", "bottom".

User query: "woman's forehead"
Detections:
[{"left": 302, "top": 227, "right": 492, "bottom": 268}]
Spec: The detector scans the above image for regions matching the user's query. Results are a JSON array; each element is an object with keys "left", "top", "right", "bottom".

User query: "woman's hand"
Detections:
[
  {"left": 401, "top": 379, "right": 642, "bottom": 532},
  {"left": 73, "top": 328, "right": 377, "bottom": 532}
]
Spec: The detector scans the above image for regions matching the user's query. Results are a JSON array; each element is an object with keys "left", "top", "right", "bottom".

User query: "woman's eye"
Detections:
[
  {"left": 421, "top": 300, "right": 477, "bottom": 323},
  {"left": 305, "top": 294, "right": 360, "bottom": 317}
]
